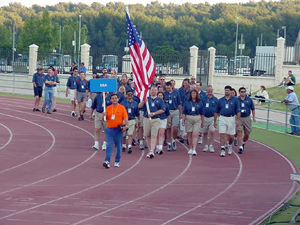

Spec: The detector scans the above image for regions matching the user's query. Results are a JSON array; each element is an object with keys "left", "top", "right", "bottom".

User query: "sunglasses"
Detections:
[
  {"left": 240, "top": 91, "right": 246, "bottom": 93},
  {"left": 127, "top": 93, "right": 133, "bottom": 96},
  {"left": 160, "top": 79, "right": 165, "bottom": 80}
]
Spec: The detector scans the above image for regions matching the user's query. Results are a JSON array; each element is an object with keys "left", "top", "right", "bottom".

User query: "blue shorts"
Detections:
[{"left": 34, "top": 87, "right": 43, "bottom": 97}]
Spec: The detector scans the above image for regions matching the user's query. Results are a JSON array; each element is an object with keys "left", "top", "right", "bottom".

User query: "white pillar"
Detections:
[
  {"left": 189, "top": 45, "right": 198, "bottom": 77},
  {"left": 208, "top": 47, "right": 216, "bottom": 86},
  {"left": 80, "top": 43, "right": 91, "bottom": 74},
  {"left": 28, "top": 44, "right": 39, "bottom": 75},
  {"left": 275, "top": 37, "right": 285, "bottom": 85}
]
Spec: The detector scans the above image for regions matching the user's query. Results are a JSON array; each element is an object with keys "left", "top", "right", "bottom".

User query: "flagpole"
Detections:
[{"left": 103, "top": 92, "right": 106, "bottom": 122}]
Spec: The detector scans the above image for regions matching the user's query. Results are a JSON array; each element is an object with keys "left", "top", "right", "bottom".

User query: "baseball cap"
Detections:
[{"left": 287, "top": 86, "right": 294, "bottom": 91}]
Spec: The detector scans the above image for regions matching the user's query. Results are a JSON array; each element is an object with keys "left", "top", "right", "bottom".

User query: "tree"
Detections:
[
  {"left": 103, "top": 22, "right": 120, "bottom": 53},
  {"left": 0, "top": 25, "right": 12, "bottom": 48}
]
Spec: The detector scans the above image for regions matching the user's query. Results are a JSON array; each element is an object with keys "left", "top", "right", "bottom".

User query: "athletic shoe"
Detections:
[
  {"left": 198, "top": 136, "right": 202, "bottom": 144},
  {"left": 102, "top": 142, "right": 107, "bottom": 151},
  {"left": 144, "top": 142, "right": 148, "bottom": 149},
  {"left": 238, "top": 147, "right": 243, "bottom": 154},
  {"left": 92, "top": 144, "right": 99, "bottom": 151},
  {"left": 158, "top": 150, "right": 163, "bottom": 155},
  {"left": 242, "top": 143, "right": 245, "bottom": 151},
  {"left": 192, "top": 149, "right": 197, "bottom": 156},
  {"left": 42, "top": 107, "right": 45, "bottom": 113},
  {"left": 139, "top": 144, "right": 144, "bottom": 150},
  {"left": 114, "top": 162, "right": 120, "bottom": 167},
  {"left": 80, "top": 115, "right": 84, "bottom": 121},
  {"left": 33, "top": 108, "right": 36, "bottom": 111},
  {"left": 71, "top": 111, "right": 76, "bottom": 117},
  {"left": 220, "top": 149, "right": 226, "bottom": 157},
  {"left": 234, "top": 138, "right": 238, "bottom": 146},
  {"left": 228, "top": 145, "right": 233, "bottom": 155},
  {"left": 188, "top": 149, "right": 193, "bottom": 155},
  {"left": 52, "top": 108, "right": 57, "bottom": 112},
  {"left": 155, "top": 146, "right": 160, "bottom": 154},
  {"left": 179, "top": 137, "right": 184, "bottom": 143},
  {"left": 103, "top": 161, "right": 110, "bottom": 169},
  {"left": 78, "top": 117, "right": 82, "bottom": 121},
  {"left": 132, "top": 139, "right": 136, "bottom": 146},
  {"left": 146, "top": 151, "right": 154, "bottom": 158},
  {"left": 128, "top": 147, "right": 132, "bottom": 154},
  {"left": 209, "top": 145, "right": 215, "bottom": 153},
  {"left": 167, "top": 144, "right": 172, "bottom": 151},
  {"left": 35, "top": 109, "right": 41, "bottom": 112},
  {"left": 47, "top": 110, "right": 52, "bottom": 114},
  {"left": 122, "top": 146, "right": 126, "bottom": 152},
  {"left": 203, "top": 145, "right": 209, "bottom": 152},
  {"left": 172, "top": 140, "right": 177, "bottom": 151}
]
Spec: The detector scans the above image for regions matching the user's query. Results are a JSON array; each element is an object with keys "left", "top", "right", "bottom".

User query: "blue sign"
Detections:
[{"left": 89, "top": 78, "right": 117, "bottom": 93}]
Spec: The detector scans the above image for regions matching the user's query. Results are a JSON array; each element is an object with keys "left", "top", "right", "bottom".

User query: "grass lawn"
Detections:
[
  {"left": 251, "top": 128, "right": 300, "bottom": 225},
  {"left": 0, "top": 92, "right": 70, "bottom": 103}
]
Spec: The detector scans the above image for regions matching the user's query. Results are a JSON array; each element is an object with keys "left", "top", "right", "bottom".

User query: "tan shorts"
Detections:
[
  {"left": 69, "top": 89, "right": 75, "bottom": 101},
  {"left": 219, "top": 116, "right": 236, "bottom": 135},
  {"left": 124, "top": 119, "right": 136, "bottom": 136},
  {"left": 143, "top": 118, "right": 160, "bottom": 136},
  {"left": 139, "top": 111, "right": 144, "bottom": 127},
  {"left": 160, "top": 119, "right": 167, "bottom": 129},
  {"left": 237, "top": 116, "right": 252, "bottom": 133},
  {"left": 94, "top": 112, "right": 106, "bottom": 129},
  {"left": 185, "top": 115, "right": 201, "bottom": 133},
  {"left": 53, "top": 87, "right": 58, "bottom": 97},
  {"left": 200, "top": 117, "right": 215, "bottom": 133},
  {"left": 170, "top": 109, "right": 180, "bottom": 127}
]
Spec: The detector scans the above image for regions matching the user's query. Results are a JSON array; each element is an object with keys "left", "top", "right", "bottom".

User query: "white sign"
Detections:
[{"left": 239, "top": 44, "right": 245, "bottom": 50}]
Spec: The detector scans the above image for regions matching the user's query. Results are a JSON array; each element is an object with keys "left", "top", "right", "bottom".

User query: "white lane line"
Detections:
[
  {"left": 71, "top": 141, "right": 193, "bottom": 225},
  {"left": 0, "top": 151, "right": 144, "bottom": 221},
  {"left": 7, "top": 218, "right": 70, "bottom": 224},
  {"left": 178, "top": 221, "right": 234, "bottom": 225},
  {"left": 0, "top": 122, "right": 13, "bottom": 150},
  {"left": 29, "top": 211, "right": 89, "bottom": 216},
  {"left": 102, "top": 215, "right": 163, "bottom": 221},
  {"left": 0, "top": 113, "right": 55, "bottom": 175},
  {"left": 248, "top": 139, "right": 298, "bottom": 225},
  {"left": 160, "top": 142, "right": 243, "bottom": 225}
]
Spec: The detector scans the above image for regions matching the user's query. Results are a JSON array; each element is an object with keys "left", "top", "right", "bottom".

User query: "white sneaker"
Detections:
[
  {"left": 172, "top": 140, "right": 177, "bottom": 151},
  {"left": 198, "top": 136, "right": 202, "bottom": 144},
  {"left": 192, "top": 149, "right": 197, "bottom": 156},
  {"left": 92, "top": 143, "right": 99, "bottom": 151},
  {"left": 103, "top": 161, "right": 110, "bottom": 169},
  {"left": 209, "top": 145, "right": 215, "bottom": 153},
  {"left": 155, "top": 146, "right": 160, "bottom": 154},
  {"left": 203, "top": 145, "right": 208, "bottom": 152},
  {"left": 146, "top": 151, "right": 154, "bottom": 158},
  {"left": 220, "top": 149, "right": 226, "bottom": 157},
  {"left": 188, "top": 149, "right": 193, "bottom": 155},
  {"left": 114, "top": 162, "right": 120, "bottom": 167},
  {"left": 71, "top": 111, "right": 76, "bottom": 117},
  {"left": 102, "top": 142, "right": 107, "bottom": 151},
  {"left": 228, "top": 145, "right": 233, "bottom": 155}
]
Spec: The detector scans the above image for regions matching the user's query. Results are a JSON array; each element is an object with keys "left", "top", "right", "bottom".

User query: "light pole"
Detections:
[
  {"left": 282, "top": 26, "right": 286, "bottom": 42},
  {"left": 78, "top": 14, "right": 82, "bottom": 64},
  {"left": 12, "top": 22, "right": 15, "bottom": 62},
  {"left": 234, "top": 17, "right": 239, "bottom": 74}
]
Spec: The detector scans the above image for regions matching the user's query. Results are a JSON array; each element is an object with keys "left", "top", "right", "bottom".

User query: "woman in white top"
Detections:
[{"left": 255, "top": 86, "right": 269, "bottom": 104}]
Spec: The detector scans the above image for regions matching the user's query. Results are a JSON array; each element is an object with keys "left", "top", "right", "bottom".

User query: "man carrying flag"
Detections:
[{"left": 126, "top": 8, "right": 160, "bottom": 158}]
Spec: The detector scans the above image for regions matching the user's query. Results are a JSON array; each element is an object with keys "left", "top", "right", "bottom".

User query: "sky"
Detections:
[{"left": 0, "top": 0, "right": 270, "bottom": 7}]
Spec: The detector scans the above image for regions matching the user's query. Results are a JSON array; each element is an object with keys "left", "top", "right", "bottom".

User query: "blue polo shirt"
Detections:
[
  {"left": 76, "top": 78, "right": 88, "bottom": 92},
  {"left": 178, "top": 87, "right": 190, "bottom": 103},
  {"left": 44, "top": 75, "right": 56, "bottom": 88},
  {"left": 32, "top": 72, "right": 45, "bottom": 87},
  {"left": 66, "top": 76, "right": 78, "bottom": 89},
  {"left": 120, "top": 99, "right": 140, "bottom": 120},
  {"left": 285, "top": 92, "right": 299, "bottom": 111},
  {"left": 216, "top": 96, "right": 240, "bottom": 116},
  {"left": 53, "top": 75, "right": 60, "bottom": 87},
  {"left": 238, "top": 96, "right": 255, "bottom": 117},
  {"left": 164, "top": 90, "right": 181, "bottom": 110},
  {"left": 106, "top": 92, "right": 125, "bottom": 106},
  {"left": 182, "top": 100, "right": 204, "bottom": 115},
  {"left": 199, "top": 90, "right": 207, "bottom": 100},
  {"left": 202, "top": 95, "right": 218, "bottom": 117},
  {"left": 91, "top": 93, "right": 104, "bottom": 113},
  {"left": 78, "top": 66, "right": 87, "bottom": 74},
  {"left": 160, "top": 103, "right": 170, "bottom": 120},
  {"left": 143, "top": 97, "right": 166, "bottom": 119}
]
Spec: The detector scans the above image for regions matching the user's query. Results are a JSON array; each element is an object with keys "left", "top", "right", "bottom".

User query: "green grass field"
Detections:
[{"left": 0, "top": 92, "right": 70, "bottom": 103}]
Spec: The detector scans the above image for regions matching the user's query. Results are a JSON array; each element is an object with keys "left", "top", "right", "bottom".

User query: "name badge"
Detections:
[
  {"left": 81, "top": 85, "right": 84, "bottom": 89},
  {"left": 111, "top": 115, "right": 115, "bottom": 120},
  {"left": 128, "top": 108, "right": 132, "bottom": 113},
  {"left": 206, "top": 103, "right": 209, "bottom": 107},
  {"left": 151, "top": 102, "right": 155, "bottom": 107},
  {"left": 169, "top": 100, "right": 172, "bottom": 104},
  {"left": 192, "top": 106, "right": 195, "bottom": 112},
  {"left": 241, "top": 103, "right": 245, "bottom": 107},
  {"left": 225, "top": 104, "right": 229, "bottom": 109}
]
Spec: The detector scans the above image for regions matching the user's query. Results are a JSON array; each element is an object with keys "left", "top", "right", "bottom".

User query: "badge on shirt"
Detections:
[
  {"left": 206, "top": 103, "right": 209, "bottom": 107},
  {"left": 128, "top": 108, "right": 132, "bottom": 113},
  {"left": 192, "top": 106, "right": 195, "bottom": 112},
  {"left": 151, "top": 102, "right": 155, "bottom": 107},
  {"left": 225, "top": 104, "right": 229, "bottom": 109},
  {"left": 81, "top": 85, "right": 84, "bottom": 89},
  {"left": 241, "top": 103, "right": 245, "bottom": 107},
  {"left": 111, "top": 115, "right": 115, "bottom": 120},
  {"left": 169, "top": 100, "right": 172, "bottom": 104}
]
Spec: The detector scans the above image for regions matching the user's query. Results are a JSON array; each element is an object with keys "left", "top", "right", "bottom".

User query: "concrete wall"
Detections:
[{"left": 282, "top": 65, "right": 300, "bottom": 83}]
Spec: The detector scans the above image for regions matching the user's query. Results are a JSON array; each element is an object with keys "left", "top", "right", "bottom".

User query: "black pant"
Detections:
[{"left": 255, "top": 95, "right": 265, "bottom": 103}]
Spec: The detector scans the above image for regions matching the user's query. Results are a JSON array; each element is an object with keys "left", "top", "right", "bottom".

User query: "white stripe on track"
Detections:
[
  {"left": 0, "top": 113, "right": 56, "bottom": 175},
  {"left": 0, "top": 122, "right": 13, "bottom": 150}
]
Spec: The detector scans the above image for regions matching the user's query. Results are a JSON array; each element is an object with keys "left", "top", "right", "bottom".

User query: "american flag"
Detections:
[{"left": 126, "top": 8, "right": 156, "bottom": 101}]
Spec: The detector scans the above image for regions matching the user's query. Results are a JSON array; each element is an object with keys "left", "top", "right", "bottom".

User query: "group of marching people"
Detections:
[{"left": 84, "top": 70, "right": 255, "bottom": 168}]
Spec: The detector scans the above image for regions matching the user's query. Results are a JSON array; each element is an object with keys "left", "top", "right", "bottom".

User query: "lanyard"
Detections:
[{"left": 111, "top": 104, "right": 119, "bottom": 115}]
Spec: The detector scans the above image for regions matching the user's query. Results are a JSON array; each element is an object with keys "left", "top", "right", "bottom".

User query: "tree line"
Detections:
[{"left": 0, "top": 0, "right": 299, "bottom": 60}]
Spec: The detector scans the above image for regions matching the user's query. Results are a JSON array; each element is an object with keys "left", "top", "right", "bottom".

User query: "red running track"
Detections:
[{"left": 0, "top": 96, "right": 298, "bottom": 225}]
